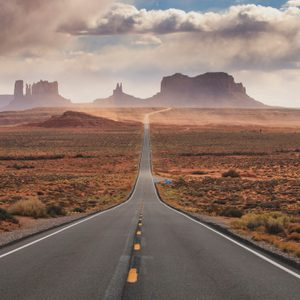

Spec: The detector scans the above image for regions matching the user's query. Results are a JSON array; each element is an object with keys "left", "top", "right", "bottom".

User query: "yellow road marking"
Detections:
[
  {"left": 134, "top": 243, "right": 141, "bottom": 251},
  {"left": 136, "top": 231, "right": 142, "bottom": 236},
  {"left": 127, "top": 268, "right": 138, "bottom": 283}
]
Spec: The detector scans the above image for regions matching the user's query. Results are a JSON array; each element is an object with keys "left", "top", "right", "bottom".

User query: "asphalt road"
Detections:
[{"left": 0, "top": 111, "right": 299, "bottom": 299}]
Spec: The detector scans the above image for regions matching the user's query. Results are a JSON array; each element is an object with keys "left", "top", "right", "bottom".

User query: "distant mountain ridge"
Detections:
[
  {"left": 1, "top": 72, "right": 265, "bottom": 110},
  {"left": 94, "top": 72, "right": 265, "bottom": 108},
  {"left": 0, "top": 95, "right": 14, "bottom": 108},
  {"left": 4, "top": 80, "right": 72, "bottom": 111}
]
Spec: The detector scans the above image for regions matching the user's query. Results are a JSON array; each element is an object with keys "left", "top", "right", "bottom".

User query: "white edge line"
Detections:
[
  {"left": 151, "top": 175, "right": 300, "bottom": 280},
  {"left": 0, "top": 108, "right": 168, "bottom": 260},
  {"left": 0, "top": 158, "right": 142, "bottom": 260},
  {"left": 146, "top": 113, "right": 300, "bottom": 281}
]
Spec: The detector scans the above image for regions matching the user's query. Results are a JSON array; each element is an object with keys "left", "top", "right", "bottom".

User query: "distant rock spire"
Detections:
[
  {"left": 14, "top": 80, "right": 24, "bottom": 100},
  {"left": 113, "top": 82, "right": 124, "bottom": 97}
]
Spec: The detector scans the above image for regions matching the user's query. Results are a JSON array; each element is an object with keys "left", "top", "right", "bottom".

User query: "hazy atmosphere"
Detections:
[{"left": 0, "top": 0, "right": 300, "bottom": 107}]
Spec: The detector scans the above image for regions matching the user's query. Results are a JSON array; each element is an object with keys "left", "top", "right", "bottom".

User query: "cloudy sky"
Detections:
[{"left": 0, "top": 0, "right": 299, "bottom": 107}]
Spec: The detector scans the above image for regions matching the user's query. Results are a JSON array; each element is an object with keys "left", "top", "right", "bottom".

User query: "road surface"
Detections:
[{"left": 0, "top": 109, "right": 299, "bottom": 299}]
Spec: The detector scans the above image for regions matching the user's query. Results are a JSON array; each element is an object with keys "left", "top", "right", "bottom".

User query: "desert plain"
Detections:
[{"left": 0, "top": 107, "right": 299, "bottom": 260}]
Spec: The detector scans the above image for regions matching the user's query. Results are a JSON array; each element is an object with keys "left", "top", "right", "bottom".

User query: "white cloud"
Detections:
[
  {"left": 284, "top": 0, "right": 300, "bottom": 7},
  {"left": 0, "top": 1, "right": 300, "bottom": 108},
  {"left": 0, "top": 0, "right": 114, "bottom": 55},
  {"left": 65, "top": 2, "right": 300, "bottom": 37}
]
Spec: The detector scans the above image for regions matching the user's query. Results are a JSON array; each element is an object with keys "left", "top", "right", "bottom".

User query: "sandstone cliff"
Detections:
[
  {"left": 150, "top": 72, "right": 264, "bottom": 107},
  {"left": 94, "top": 73, "right": 265, "bottom": 108},
  {"left": 5, "top": 80, "right": 71, "bottom": 110}
]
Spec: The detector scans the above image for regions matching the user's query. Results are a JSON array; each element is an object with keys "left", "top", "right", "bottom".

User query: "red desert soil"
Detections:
[
  {"left": 29, "top": 110, "right": 139, "bottom": 129},
  {"left": 152, "top": 124, "right": 300, "bottom": 259},
  {"left": 0, "top": 113, "right": 143, "bottom": 236}
]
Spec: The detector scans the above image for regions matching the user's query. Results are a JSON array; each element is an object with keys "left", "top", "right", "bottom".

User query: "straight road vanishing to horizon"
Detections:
[{"left": 0, "top": 110, "right": 299, "bottom": 300}]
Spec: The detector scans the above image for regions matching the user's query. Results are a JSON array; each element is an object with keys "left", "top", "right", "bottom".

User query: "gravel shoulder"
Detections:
[{"left": 0, "top": 214, "right": 87, "bottom": 248}]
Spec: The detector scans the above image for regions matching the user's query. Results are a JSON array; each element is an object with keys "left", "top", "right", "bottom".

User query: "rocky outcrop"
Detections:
[
  {"left": 94, "top": 83, "right": 148, "bottom": 107},
  {"left": 152, "top": 72, "right": 264, "bottom": 107},
  {"left": 0, "top": 95, "right": 14, "bottom": 109},
  {"left": 5, "top": 80, "right": 71, "bottom": 110},
  {"left": 14, "top": 80, "right": 24, "bottom": 100},
  {"left": 29, "top": 111, "right": 138, "bottom": 129},
  {"left": 94, "top": 73, "right": 265, "bottom": 108}
]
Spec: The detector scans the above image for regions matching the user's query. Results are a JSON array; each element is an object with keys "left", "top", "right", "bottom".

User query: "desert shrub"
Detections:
[
  {"left": 73, "top": 207, "right": 85, "bottom": 213},
  {"left": 220, "top": 207, "right": 244, "bottom": 218},
  {"left": 222, "top": 169, "right": 240, "bottom": 178},
  {"left": 9, "top": 164, "right": 35, "bottom": 170},
  {"left": 235, "top": 212, "right": 290, "bottom": 234},
  {"left": 288, "top": 232, "right": 300, "bottom": 241},
  {"left": 191, "top": 171, "right": 207, "bottom": 175},
  {"left": 9, "top": 198, "right": 47, "bottom": 218},
  {"left": 232, "top": 213, "right": 266, "bottom": 231},
  {"left": 0, "top": 208, "right": 18, "bottom": 223},
  {"left": 265, "top": 220, "right": 285, "bottom": 235},
  {"left": 214, "top": 199, "right": 227, "bottom": 205},
  {"left": 0, "top": 155, "right": 64, "bottom": 161},
  {"left": 288, "top": 223, "right": 300, "bottom": 234},
  {"left": 174, "top": 177, "right": 186, "bottom": 188},
  {"left": 47, "top": 205, "right": 66, "bottom": 217}
]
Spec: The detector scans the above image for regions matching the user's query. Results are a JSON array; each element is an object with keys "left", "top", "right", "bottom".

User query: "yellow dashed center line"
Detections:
[{"left": 127, "top": 268, "right": 138, "bottom": 283}]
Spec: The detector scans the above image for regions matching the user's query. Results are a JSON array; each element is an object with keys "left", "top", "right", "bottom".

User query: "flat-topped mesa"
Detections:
[
  {"left": 7, "top": 79, "right": 71, "bottom": 110},
  {"left": 155, "top": 72, "right": 263, "bottom": 107},
  {"left": 160, "top": 72, "right": 246, "bottom": 97},
  {"left": 14, "top": 80, "right": 59, "bottom": 100},
  {"left": 32, "top": 80, "right": 59, "bottom": 96}
]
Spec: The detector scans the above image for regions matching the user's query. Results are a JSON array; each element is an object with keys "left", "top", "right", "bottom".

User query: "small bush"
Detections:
[
  {"left": 191, "top": 171, "right": 207, "bottom": 175},
  {"left": 47, "top": 205, "right": 66, "bottom": 217},
  {"left": 174, "top": 177, "right": 186, "bottom": 188},
  {"left": 288, "top": 224, "right": 300, "bottom": 234},
  {"left": 9, "top": 198, "right": 47, "bottom": 218},
  {"left": 288, "top": 232, "right": 300, "bottom": 241},
  {"left": 265, "top": 220, "right": 284, "bottom": 235},
  {"left": 222, "top": 169, "right": 240, "bottom": 178},
  {"left": 0, "top": 208, "right": 18, "bottom": 223},
  {"left": 73, "top": 207, "right": 85, "bottom": 213},
  {"left": 220, "top": 207, "right": 244, "bottom": 218},
  {"left": 10, "top": 164, "right": 34, "bottom": 170}
]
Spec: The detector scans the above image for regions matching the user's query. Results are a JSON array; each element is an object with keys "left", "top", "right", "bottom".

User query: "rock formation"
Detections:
[
  {"left": 6, "top": 80, "right": 71, "bottom": 110},
  {"left": 95, "top": 83, "right": 148, "bottom": 107},
  {"left": 0, "top": 95, "right": 14, "bottom": 109},
  {"left": 113, "top": 83, "right": 123, "bottom": 97},
  {"left": 94, "top": 72, "right": 265, "bottom": 108},
  {"left": 14, "top": 80, "right": 24, "bottom": 100},
  {"left": 151, "top": 72, "right": 264, "bottom": 107},
  {"left": 29, "top": 111, "right": 138, "bottom": 129}
]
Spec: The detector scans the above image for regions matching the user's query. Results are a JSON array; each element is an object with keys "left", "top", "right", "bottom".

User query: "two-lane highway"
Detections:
[{"left": 0, "top": 110, "right": 299, "bottom": 299}]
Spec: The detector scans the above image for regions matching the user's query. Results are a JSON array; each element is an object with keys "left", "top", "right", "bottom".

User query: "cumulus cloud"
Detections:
[
  {"left": 58, "top": 2, "right": 300, "bottom": 70},
  {"left": 0, "top": 0, "right": 113, "bottom": 55},
  {"left": 285, "top": 0, "right": 300, "bottom": 7},
  {"left": 0, "top": 1, "right": 299, "bottom": 107},
  {"left": 64, "top": 2, "right": 300, "bottom": 37}
]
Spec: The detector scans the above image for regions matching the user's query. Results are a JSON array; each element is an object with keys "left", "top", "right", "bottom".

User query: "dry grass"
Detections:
[
  {"left": 152, "top": 124, "right": 300, "bottom": 258},
  {"left": 0, "top": 125, "right": 142, "bottom": 231},
  {"left": 9, "top": 198, "right": 47, "bottom": 218}
]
